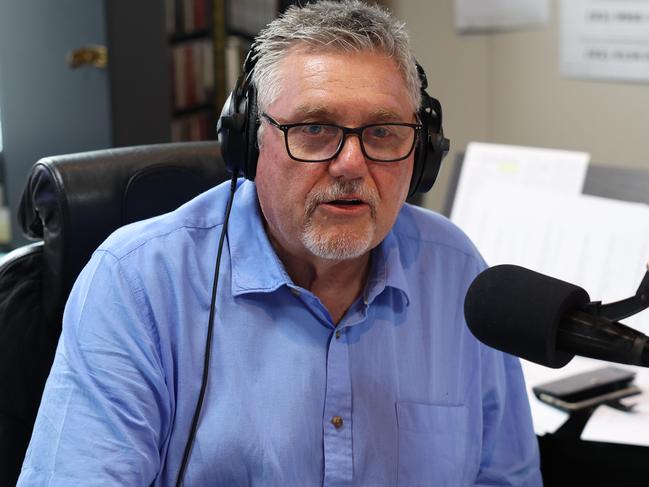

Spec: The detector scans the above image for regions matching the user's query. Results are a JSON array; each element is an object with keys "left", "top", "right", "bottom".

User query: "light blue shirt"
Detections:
[{"left": 19, "top": 179, "right": 541, "bottom": 486}]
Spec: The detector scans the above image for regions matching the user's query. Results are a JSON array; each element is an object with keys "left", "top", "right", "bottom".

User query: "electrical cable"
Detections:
[{"left": 175, "top": 173, "right": 239, "bottom": 486}]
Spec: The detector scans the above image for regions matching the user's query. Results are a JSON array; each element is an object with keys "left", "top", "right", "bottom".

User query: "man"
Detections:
[{"left": 19, "top": 1, "right": 542, "bottom": 485}]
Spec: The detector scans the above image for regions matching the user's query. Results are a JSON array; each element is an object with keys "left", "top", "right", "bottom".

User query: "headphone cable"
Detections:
[{"left": 175, "top": 172, "right": 239, "bottom": 486}]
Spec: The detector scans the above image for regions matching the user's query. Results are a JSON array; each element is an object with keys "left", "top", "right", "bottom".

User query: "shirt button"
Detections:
[
  {"left": 331, "top": 416, "right": 344, "bottom": 429},
  {"left": 335, "top": 330, "right": 341, "bottom": 339},
  {"left": 290, "top": 288, "right": 300, "bottom": 296}
]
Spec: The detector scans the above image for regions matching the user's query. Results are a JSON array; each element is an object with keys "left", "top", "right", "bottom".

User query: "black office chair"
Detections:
[{"left": 0, "top": 141, "right": 229, "bottom": 487}]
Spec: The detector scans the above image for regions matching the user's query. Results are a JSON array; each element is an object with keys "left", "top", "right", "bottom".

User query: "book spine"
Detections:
[
  {"left": 194, "top": 41, "right": 204, "bottom": 106},
  {"left": 172, "top": 46, "right": 187, "bottom": 110},
  {"left": 184, "top": 43, "right": 196, "bottom": 108},
  {"left": 184, "top": 0, "right": 195, "bottom": 33},
  {"left": 202, "top": 39, "right": 215, "bottom": 99},
  {"left": 195, "top": 0, "right": 207, "bottom": 31}
]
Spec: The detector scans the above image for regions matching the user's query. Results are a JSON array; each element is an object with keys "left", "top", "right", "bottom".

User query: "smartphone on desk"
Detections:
[{"left": 532, "top": 366, "right": 641, "bottom": 412}]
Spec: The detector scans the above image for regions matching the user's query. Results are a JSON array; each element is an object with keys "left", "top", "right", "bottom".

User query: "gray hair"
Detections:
[{"left": 251, "top": 0, "right": 422, "bottom": 114}]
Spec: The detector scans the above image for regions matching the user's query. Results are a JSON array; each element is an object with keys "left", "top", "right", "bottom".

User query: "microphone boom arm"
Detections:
[
  {"left": 584, "top": 270, "right": 649, "bottom": 322},
  {"left": 559, "top": 311, "right": 649, "bottom": 367}
]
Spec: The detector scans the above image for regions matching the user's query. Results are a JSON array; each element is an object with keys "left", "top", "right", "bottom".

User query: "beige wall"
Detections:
[{"left": 384, "top": 0, "right": 649, "bottom": 212}]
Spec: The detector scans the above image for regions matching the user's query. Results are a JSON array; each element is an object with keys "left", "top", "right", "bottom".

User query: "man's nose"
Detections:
[{"left": 327, "top": 134, "right": 368, "bottom": 179}]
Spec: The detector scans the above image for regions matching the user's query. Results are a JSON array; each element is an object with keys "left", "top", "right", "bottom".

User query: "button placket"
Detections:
[{"left": 322, "top": 327, "right": 353, "bottom": 486}]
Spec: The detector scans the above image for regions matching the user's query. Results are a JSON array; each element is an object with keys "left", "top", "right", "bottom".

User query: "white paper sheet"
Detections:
[
  {"left": 451, "top": 142, "right": 589, "bottom": 226},
  {"left": 560, "top": 0, "right": 649, "bottom": 82},
  {"left": 454, "top": 0, "right": 549, "bottom": 32},
  {"left": 582, "top": 367, "right": 649, "bottom": 446}
]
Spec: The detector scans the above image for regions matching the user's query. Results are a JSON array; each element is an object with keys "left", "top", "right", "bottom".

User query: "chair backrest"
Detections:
[
  {"left": 0, "top": 141, "right": 229, "bottom": 486},
  {"left": 18, "top": 140, "right": 228, "bottom": 322}
]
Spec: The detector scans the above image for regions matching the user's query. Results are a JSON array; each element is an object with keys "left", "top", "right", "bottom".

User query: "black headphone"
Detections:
[{"left": 217, "top": 46, "right": 450, "bottom": 197}]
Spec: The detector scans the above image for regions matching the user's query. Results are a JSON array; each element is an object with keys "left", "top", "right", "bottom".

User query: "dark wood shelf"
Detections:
[
  {"left": 169, "top": 29, "right": 213, "bottom": 44},
  {"left": 172, "top": 104, "right": 214, "bottom": 118},
  {"left": 226, "top": 28, "right": 256, "bottom": 42}
]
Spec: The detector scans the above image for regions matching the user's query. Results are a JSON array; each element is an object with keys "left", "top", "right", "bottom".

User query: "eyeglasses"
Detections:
[{"left": 261, "top": 113, "right": 422, "bottom": 163}]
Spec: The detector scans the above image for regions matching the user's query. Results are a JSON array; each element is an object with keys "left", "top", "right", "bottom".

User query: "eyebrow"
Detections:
[
  {"left": 370, "top": 108, "right": 407, "bottom": 122},
  {"left": 290, "top": 105, "right": 407, "bottom": 123},
  {"left": 291, "top": 105, "right": 336, "bottom": 122}
]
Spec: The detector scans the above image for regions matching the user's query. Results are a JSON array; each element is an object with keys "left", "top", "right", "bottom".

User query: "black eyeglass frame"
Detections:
[{"left": 261, "top": 113, "right": 423, "bottom": 163}]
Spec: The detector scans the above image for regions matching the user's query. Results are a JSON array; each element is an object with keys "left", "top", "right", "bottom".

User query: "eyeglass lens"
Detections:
[{"left": 286, "top": 124, "right": 416, "bottom": 162}]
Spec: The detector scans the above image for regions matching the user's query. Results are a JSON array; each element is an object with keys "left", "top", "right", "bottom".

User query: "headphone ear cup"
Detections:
[
  {"left": 217, "top": 83, "right": 259, "bottom": 181},
  {"left": 217, "top": 47, "right": 260, "bottom": 181},
  {"left": 409, "top": 120, "right": 429, "bottom": 197},
  {"left": 408, "top": 92, "right": 449, "bottom": 196},
  {"left": 410, "top": 132, "right": 445, "bottom": 196},
  {"left": 244, "top": 84, "right": 260, "bottom": 181},
  {"left": 217, "top": 89, "right": 250, "bottom": 177},
  {"left": 217, "top": 91, "right": 238, "bottom": 174}
]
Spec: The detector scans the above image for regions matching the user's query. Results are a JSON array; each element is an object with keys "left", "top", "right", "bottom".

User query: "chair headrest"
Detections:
[{"left": 17, "top": 141, "right": 229, "bottom": 321}]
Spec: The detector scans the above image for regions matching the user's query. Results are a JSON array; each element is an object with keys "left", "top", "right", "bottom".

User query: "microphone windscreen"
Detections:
[{"left": 464, "top": 264, "right": 590, "bottom": 368}]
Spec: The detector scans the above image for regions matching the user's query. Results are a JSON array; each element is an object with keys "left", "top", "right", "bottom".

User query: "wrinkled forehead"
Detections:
[
  {"left": 280, "top": 42, "right": 407, "bottom": 80},
  {"left": 277, "top": 45, "right": 413, "bottom": 102},
  {"left": 256, "top": 42, "right": 418, "bottom": 114},
  {"left": 267, "top": 49, "right": 414, "bottom": 123}
]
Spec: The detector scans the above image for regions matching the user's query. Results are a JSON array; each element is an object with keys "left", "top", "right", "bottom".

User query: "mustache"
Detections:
[{"left": 304, "top": 180, "right": 380, "bottom": 218}]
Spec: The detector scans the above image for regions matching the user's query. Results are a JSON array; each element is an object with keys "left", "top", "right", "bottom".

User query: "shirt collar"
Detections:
[
  {"left": 228, "top": 180, "right": 411, "bottom": 306},
  {"left": 366, "top": 228, "right": 411, "bottom": 307},
  {"left": 229, "top": 180, "right": 292, "bottom": 296}
]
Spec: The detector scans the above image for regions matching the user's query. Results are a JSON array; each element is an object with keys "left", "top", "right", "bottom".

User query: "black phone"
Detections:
[{"left": 532, "top": 366, "right": 641, "bottom": 412}]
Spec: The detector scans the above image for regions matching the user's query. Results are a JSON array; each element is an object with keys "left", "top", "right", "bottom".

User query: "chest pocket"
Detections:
[{"left": 396, "top": 401, "right": 479, "bottom": 487}]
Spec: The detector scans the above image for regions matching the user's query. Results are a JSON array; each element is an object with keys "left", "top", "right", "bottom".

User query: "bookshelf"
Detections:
[
  {"left": 165, "top": 0, "right": 300, "bottom": 142},
  {"left": 166, "top": 0, "right": 221, "bottom": 142},
  {"left": 165, "top": 0, "right": 298, "bottom": 143},
  {"left": 223, "top": 0, "right": 300, "bottom": 92}
]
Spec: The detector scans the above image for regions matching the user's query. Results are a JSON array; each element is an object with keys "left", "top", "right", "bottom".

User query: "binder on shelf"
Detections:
[
  {"left": 183, "top": 0, "right": 194, "bottom": 33},
  {"left": 171, "top": 39, "right": 215, "bottom": 112},
  {"left": 171, "top": 45, "right": 187, "bottom": 110},
  {"left": 194, "top": 0, "right": 209, "bottom": 31},
  {"left": 202, "top": 39, "right": 215, "bottom": 99}
]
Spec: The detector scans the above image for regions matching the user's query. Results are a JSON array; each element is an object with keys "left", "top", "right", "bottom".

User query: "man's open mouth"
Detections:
[{"left": 328, "top": 199, "right": 364, "bottom": 206}]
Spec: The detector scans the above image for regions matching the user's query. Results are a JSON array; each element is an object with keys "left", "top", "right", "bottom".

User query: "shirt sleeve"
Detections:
[
  {"left": 475, "top": 346, "right": 543, "bottom": 486},
  {"left": 17, "top": 250, "right": 170, "bottom": 486}
]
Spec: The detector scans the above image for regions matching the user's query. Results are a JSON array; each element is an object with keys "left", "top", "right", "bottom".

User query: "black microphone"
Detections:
[{"left": 464, "top": 264, "right": 649, "bottom": 368}]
